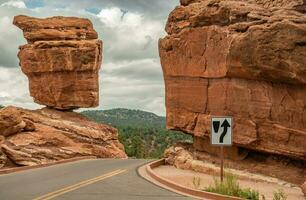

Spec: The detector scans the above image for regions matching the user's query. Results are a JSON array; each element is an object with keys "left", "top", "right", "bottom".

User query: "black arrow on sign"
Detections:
[{"left": 219, "top": 119, "right": 230, "bottom": 143}]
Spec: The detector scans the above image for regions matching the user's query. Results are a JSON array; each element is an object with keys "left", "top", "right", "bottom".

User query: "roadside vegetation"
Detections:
[
  {"left": 205, "top": 172, "right": 260, "bottom": 200},
  {"left": 81, "top": 108, "right": 192, "bottom": 158},
  {"left": 272, "top": 189, "right": 287, "bottom": 200},
  {"left": 191, "top": 172, "right": 288, "bottom": 200}
]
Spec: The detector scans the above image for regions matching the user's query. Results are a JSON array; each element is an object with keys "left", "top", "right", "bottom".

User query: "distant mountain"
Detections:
[
  {"left": 81, "top": 108, "right": 191, "bottom": 159},
  {"left": 81, "top": 108, "right": 166, "bottom": 129}
]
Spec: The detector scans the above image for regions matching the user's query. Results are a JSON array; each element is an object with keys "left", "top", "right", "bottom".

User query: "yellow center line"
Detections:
[{"left": 33, "top": 169, "right": 127, "bottom": 200}]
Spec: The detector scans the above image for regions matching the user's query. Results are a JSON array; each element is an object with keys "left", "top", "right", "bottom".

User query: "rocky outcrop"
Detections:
[
  {"left": 0, "top": 106, "right": 127, "bottom": 167},
  {"left": 164, "top": 143, "right": 306, "bottom": 185},
  {"left": 159, "top": 0, "right": 306, "bottom": 161},
  {"left": 14, "top": 15, "right": 102, "bottom": 110}
]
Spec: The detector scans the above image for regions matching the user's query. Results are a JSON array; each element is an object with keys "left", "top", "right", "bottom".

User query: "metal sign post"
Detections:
[
  {"left": 211, "top": 117, "right": 233, "bottom": 182},
  {"left": 220, "top": 146, "right": 224, "bottom": 182}
]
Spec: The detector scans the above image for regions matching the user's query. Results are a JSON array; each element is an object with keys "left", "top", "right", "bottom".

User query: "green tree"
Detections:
[{"left": 82, "top": 108, "right": 192, "bottom": 159}]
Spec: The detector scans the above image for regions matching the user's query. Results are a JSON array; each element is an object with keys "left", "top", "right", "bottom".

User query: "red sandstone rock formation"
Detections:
[
  {"left": 0, "top": 106, "right": 127, "bottom": 167},
  {"left": 14, "top": 15, "right": 102, "bottom": 110},
  {"left": 0, "top": 16, "right": 127, "bottom": 168},
  {"left": 160, "top": 0, "right": 306, "bottom": 161}
]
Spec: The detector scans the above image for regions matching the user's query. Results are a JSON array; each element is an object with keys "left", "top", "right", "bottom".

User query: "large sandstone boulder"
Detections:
[
  {"left": 0, "top": 106, "right": 127, "bottom": 167},
  {"left": 159, "top": 0, "right": 306, "bottom": 161},
  {"left": 13, "top": 15, "right": 102, "bottom": 110}
]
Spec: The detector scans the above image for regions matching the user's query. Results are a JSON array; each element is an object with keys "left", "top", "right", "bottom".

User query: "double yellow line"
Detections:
[{"left": 33, "top": 169, "right": 126, "bottom": 200}]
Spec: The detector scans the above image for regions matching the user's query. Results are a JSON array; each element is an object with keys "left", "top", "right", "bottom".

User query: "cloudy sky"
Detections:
[{"left": 0, "top": 0, "right": 178, "bottom": 116}]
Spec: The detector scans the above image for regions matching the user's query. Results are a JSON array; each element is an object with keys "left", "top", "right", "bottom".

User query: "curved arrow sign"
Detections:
[{"left": 211, "top": 117, "right": 232, "bottom": 146}]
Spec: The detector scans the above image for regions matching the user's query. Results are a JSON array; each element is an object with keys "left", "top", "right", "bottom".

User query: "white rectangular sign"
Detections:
[{"left": 211, "top": 117, "right": 233, "bottom": 146}]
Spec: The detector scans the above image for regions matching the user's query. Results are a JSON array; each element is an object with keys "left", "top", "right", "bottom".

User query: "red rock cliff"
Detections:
[
  {"left": 14, "top": 15, "right": 102, "bottom": 110},
  {"left": 159, "top": 0, "right": 306, "bottom": 161}
]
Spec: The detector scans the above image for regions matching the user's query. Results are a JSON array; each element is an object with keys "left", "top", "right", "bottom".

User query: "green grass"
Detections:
[
  {"left": 204, "top": 172, "right": 260, "bottom": 200},
  {"left": 192, "top": 177, "right": 201, "bottom": 190},
  {"left": 204, "top": 172, "right": 289, "bottom": 200},
  {"left": 273, "top": 189, "right": 287, "bottom": 200}
]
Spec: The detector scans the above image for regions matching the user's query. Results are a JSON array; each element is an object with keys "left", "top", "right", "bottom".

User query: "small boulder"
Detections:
[
  {"left": 0, "top": 149, "right": 7, "bottom": 168},
  {"left": 23, "top": 119, "right": 36, "bottom": 132},
  {"left": 0, "top": 136, "right": 7, "bottom": 168},
  {"left": 302, "top": 181, "right": 306, "bottom": 196},
  {"left": 0, "top": 106, "right": 26, "bottom": 137}
]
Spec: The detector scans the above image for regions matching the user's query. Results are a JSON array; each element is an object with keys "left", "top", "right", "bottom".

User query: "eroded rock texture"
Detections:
[
  {"left": 164, "top": 143, "right": 306, "bottom": 185},
  {"left": 14, "top": 15, "right": 102, "bottom": 110},
  {"left": 160, "top": 0, "right": 306, "bottom": 161},
  {"left": 0, "top": 106, "right": 127, "bottom": 167},
  {"left": 302, "top": 181, "right": 306, "bottom": 196}
]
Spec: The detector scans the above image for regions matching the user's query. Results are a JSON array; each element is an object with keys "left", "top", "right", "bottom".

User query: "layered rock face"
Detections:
[
  {"left": 159, "top": 0, "right": 306, "bottom": 162},
  {"left": 14, "top": 15, "right": 102, "bottom": 110},
  {"left": 0, "top": 106, "right": 127, "bottom": 167}
]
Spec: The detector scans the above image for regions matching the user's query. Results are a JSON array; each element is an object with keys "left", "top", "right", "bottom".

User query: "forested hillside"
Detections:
[
  {"left": 81, "top": 108, "right": 192, "bottom": 158},
  {"left": 82, "top": 108, "right": 165, "bottom": 128}
]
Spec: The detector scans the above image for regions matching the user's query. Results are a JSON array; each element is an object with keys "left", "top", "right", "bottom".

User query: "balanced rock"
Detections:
[
  {"left": 0, "top": 106, "right": 127, "bottom": 167},
  {"left": 160, "top": 0, "right": 306, "bottom": 161},
  {"left": 14, "top": 15, "right": 102, "bottom": 110}
]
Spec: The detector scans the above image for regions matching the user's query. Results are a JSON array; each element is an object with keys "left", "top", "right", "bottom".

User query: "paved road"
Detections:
[{"left": 0, "top": 159, "right": 193, "bottom": 200}]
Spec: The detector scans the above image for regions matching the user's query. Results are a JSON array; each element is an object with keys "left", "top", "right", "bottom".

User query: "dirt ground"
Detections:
[{"left": 154, "top": 165, "right": 305, "bottom": 200}]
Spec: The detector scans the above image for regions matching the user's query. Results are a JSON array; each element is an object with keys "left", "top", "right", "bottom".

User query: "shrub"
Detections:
[
  {"left": 192, "top": 177, "right": 201, "bottom": 190},
  {"left": 273, "top": 189, "right": 287, "bottom": 200},
  {"left": 204, "top": 172, "right": 259, "bottom": 200}
]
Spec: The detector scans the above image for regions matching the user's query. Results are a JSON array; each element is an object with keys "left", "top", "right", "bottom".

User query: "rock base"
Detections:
[
  {"left": 0, "top": 106, "right": 127, "bottom": 168},
  {"left": 164, "top": 142, "right": 306, "bottom": 186}
]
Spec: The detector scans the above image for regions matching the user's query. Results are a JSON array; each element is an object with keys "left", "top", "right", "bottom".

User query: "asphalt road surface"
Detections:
[{"left": 0, "top": 159, "right": 193, "bottom": 200}]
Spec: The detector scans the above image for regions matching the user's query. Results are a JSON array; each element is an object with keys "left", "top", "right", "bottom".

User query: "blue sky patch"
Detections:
[
  {"left": 85, "top": 7, "right": 101, "bottom": 14},
  {"left": 25, "top": 0, "right": 44, "bottom": 9}
]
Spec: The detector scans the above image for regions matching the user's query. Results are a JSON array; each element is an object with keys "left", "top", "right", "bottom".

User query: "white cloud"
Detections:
[
  {"left": 96, "top": 7, "right": 164, "bottom": 62},
  {"left": 97, "top": 7, "right": 122, "bottom": 28},
  {"left": 0, "top": 66, "right": 40, "bottom": 109},
  {"left": 0, "top": 92, "right": 10, "bottom": 98},
  {"left": 0, "top": 15, "right": 26, "bottom": 67},
  {"left": 103, "top": 59, "right": 163, "bottom": 81},
  {"left": 99, "top": 59, "right": 166, "bottom": 115},
  {"left": 1, "top": 0, "right": 26, "bottom": 9}
]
